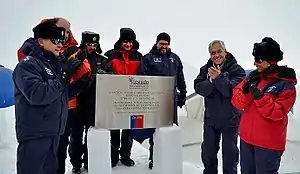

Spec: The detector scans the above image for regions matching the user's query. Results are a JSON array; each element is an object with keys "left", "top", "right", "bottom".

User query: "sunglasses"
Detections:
[
  {"left": 51, "top": 39, "right": 64, "bottom": 45},
  {"left": 86, "top": 43, "right": 98, "bottom": 47},
  {"left": 254, "top": 57, "right": 263, "bottom": 63},
  {"left": 122, "top": 40, "right": 133, "bottom": 43}
]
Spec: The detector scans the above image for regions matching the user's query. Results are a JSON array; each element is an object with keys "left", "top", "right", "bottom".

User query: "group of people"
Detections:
[
  {"left": 13, "top": 17, "right": 186, "bottom": 174},
  {"left": 194, "top": 38, "right": 297, "bottom": 174},
  {"left": 11, "top": 16, "right": 296, "bottom": 174}
]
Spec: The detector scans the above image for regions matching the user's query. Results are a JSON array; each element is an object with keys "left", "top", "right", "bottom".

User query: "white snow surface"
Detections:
[
  {"left": 0, "top": 107, "right": 204, "bottom": 174},
  {"left": 1, "top": 106, "right": 300, "bottom": 174}
]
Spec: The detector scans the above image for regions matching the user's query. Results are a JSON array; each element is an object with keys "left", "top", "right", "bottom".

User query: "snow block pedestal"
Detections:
[
  {"left": 87, "top": 128, "right": 111, "bottom": 174},
  {"left": 153, "top": 125, "right": 183, "bottom": 174}
]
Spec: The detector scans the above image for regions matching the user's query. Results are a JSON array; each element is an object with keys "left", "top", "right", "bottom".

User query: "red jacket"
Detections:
[
  {"left": 232, "top": 66, "right": 297, "bottom": 151},
  {"left": 104, "top": 40, "right": 142, "bottom": 75}
]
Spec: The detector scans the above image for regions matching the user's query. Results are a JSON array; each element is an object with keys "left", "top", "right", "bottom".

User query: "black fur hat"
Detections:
[
  {"left": 119, "top": 28, "right": 136, "bottom": 41},
  {"left": 32, "top": 21, "right": 65, "bottom": 40},
  {"left": 252, "top": 37, "right": 283, "bottom": 63},
  {"left": 81, "top": 31, "right": 100, "bottom": 43},
  {"left": 79, "top": 31, "right": 102, "bottom": 54}
]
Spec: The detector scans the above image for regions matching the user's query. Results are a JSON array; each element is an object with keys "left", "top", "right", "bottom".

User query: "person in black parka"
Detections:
[
  {"left": 194, "top": 40, "right": 245, "bottom": 174},
  {"left": 13, "top": 21, "right": 82, "bottom": 174},
  {"left": 70, "top": 31, "right": 109, "bottom": 173},
  {"left": 134, "top": 32, "right": 187, "bottom": 169}
]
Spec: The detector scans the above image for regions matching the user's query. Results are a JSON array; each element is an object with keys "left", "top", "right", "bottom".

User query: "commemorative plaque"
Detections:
[{"left": 95, "top": 74, "right": 175, "bottom": 129}]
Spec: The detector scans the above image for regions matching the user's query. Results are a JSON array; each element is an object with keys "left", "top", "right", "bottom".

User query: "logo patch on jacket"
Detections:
[
  {"left": 266, "top": 86, "right": 276, "bottom": 93},
  {"left": 169, "top": 57, "right": 174, "bottom": 63},
  {"left": 154, "top": 57, "right": 162, "bottom": 62},
  {"left": 45, "top": 67, "right": 53, "bottom": 76}
]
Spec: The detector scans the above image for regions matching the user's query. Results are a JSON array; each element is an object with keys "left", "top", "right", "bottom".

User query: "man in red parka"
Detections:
[
  {"left": 104, "top": 28, "right": 143, "bottom": 167},
  {"left": 232, "top": 37, "right": 297, "bottom": 174}
]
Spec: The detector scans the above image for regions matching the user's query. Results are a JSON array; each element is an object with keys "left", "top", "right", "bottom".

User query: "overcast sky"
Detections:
[{"left": 1, "top": 0, "right": 299, "bottom": 93}]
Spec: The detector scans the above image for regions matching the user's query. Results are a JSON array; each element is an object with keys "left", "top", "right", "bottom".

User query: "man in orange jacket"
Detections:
[{"left": 17, "top": 17, "right": 92, "bottom": 174}]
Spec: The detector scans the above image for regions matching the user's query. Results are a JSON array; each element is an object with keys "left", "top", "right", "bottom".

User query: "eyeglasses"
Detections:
[
  {"left": 51, "top": 39, "right": 64, "bottom": 45},
  {"left": 86, "top": 43, "right": 98, "bottom": 47}
]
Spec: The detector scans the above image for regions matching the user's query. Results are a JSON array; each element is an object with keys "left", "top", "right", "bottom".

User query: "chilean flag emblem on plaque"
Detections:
[{"left": 130, "top": 115, "right": 144, "bottom": 129}]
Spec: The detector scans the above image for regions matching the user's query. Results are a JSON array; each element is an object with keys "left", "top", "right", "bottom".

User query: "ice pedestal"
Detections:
[
  {"left": 87, "top": 125, "right": 183, "bottom": 174},
  {"left": 87, "top": 128, "right": 111, "bottom": 174},
  {"left": 0, "top": 107, "right": 14, "bottom": 147},
  {"left": 153, "top": 125, "right": 183, "bottom": 174}
]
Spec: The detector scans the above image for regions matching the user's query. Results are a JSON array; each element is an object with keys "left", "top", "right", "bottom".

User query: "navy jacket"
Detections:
[
  {"left": 13, "top": 39, "right": 69, "bottom": 142},
  {"left": 132, "top": 45, "right": 187, "bottom": 143},
  {"left": 194, "top": 53, "right": 245, "bottom": 128},
  {"left": 138, "top": 44, "right": 187, "bottom": 94}
]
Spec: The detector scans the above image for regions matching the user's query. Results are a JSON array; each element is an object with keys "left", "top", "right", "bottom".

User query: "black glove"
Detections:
[
  {"left": 242, "top": 71, "right": 260, "bottom": 94},
  {"left": 242, "top": 81, "right": 251, "bottom": 94},
  {"left": 72, "top": 73, "right": 94, "bottom": 94},
  {"left": 177, "top": 92, "right": 186, "bottom": 108},
  {"left": 60, "top": 46, "right": 79, "bottom": 63},
  {"left": 75, "top": 50, "right": 87, "bottom": 62},
  {"left": 59, "top": 58, "right": 82, "bottom": 85},
  {"left": 97, "top": 69, "right": 107, "bottom": 74},
  {"left": 249, "top": 85, "right": 264, "bottom": 100}
]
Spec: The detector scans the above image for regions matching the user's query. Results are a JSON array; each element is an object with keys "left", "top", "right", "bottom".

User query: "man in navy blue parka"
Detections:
[
  {"left": 13, "top": 21, "right": 83, "bottom": 174},
  {"left": 134, "top": 32, "right": 187, "bottom": 169},
  {"left": 194, "top": 40, "right": 245, "bottom": 174}
]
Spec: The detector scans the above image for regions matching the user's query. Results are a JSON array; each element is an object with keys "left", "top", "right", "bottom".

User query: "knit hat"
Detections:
[
  {"left": 252, "top": 37, "right": 283, "bottom": 63},
  {"left": 81, "top": 31, "right": 100, "bottom": 43},
  {"left": 32, "top": 21, "right": 65, "bottom": 40},
  {"left": 156, "top": 32, "right": 171, "bottom": 43},
  {"left": 119, "top": 28, "right": 136, "bottom": 41}
]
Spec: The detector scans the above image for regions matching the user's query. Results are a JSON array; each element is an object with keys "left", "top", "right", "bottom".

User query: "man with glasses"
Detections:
[
  {"left": 13, "top": 20, "right": 82, "bottom": 174},
  {"left": 104, "top": 28, "right": 143, "bottom": 168},
  {"left": 135, "top": 32, "right": 187, "bottom": 169},
  {"left": 70, "top": 31, "right": 109, "bottom": 172}
]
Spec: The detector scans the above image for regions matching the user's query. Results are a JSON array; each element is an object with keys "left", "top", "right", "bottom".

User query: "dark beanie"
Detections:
[
  {"left": 156, "top": 32, "right": 171, "bottom": 43},
  {"left": 32, "top": 21, "right": 65, "bottom": 40},
  {"left": 81, "top": 31, "right": 100, "bottom": 43},
  {"left": 252, "top": 37, "right": 283, "bottom": 62},
  {"left": 119, "top": 28, "right": 136, "bottom": 41}
]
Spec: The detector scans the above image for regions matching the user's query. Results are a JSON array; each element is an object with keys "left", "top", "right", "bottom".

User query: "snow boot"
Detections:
[
  {"left": 111, "top": 158, "right": 119, "bottom": 167},
  {"left": 72, "top": 166, "right": 81, "bottom": 174},
  {"left": 120, "top": 157, "right": 135, "bottom": 167},
  {"left": 148, "top": 160, "right": 153, "bottom": 169}
]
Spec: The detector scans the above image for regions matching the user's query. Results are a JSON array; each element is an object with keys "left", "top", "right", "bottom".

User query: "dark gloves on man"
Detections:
[
  {"left": 69, "top": 73, "right": 94, "bottom": 97},
  {"left": 177, "top": 92, "right": 186, "bottom": 108},
  {"left": 249, "top": 85, "right": 264, "bottom": 100},
  {"left": 59, "top": 58, "right": 82, "bottom": 85},
  {"left": 97, "top": 69, "right": 107, "bottom": 74},
  {"left": 60, "top": 47, "right": 87, "bottom": 63}
]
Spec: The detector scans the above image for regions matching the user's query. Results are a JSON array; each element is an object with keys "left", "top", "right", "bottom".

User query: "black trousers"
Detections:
[
  {"left": 17, "top": 136, "right": 59, "bottom": 174},
  {"left": 149, "top": 121, "right": 178, "bottom": 161},
  {"left": 201, "top": 124, "right": 239, "bottom": 174},
  {"left": 240, "top": 139, "right": 283, "bottom": 174},
  {"left": 56, "top": 109, "right": 85, "bottom": 174},
  {"left": 110, "top": 129, "right": 133, "bottom": 162}
]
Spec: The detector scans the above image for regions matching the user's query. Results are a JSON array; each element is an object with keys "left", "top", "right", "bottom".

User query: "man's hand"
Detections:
[
  {"left": 208, "top": 65, "right": 221, "bottom": 80},
  {"left": 177, "top": 92, "right": 186, "bottom": 108}
]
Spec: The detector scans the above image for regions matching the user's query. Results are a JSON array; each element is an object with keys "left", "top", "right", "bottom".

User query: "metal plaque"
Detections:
[{"left": 95, "top": 74, "right": 175, "bottom": 129}]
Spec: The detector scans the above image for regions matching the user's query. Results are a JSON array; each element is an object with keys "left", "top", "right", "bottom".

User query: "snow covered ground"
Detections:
[{"left": 1, "top": 107, "right": 300, "bottom": 174}]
